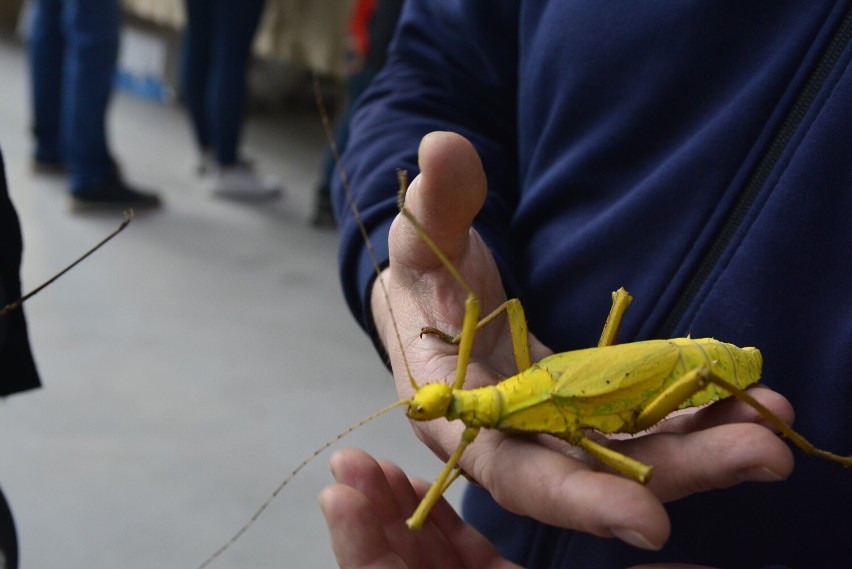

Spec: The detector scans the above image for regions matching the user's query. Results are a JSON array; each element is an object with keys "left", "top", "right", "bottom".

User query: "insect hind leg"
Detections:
[
  {"left": 569, "top": 433, "right": 653, "bottom": 483},
  {"left": 635, "top": 367, "right": 852, "bottom": 469},
  {"left": 702, "top": 373, "right": 852, "bottom": 468},
  {"left": 634, "top": 366, "right": 714, "bottom": 431}
]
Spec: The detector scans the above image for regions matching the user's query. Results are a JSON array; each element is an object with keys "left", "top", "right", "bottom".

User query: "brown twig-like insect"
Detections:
[{"left": 1, "top": 210, "right": 132, "bottom": 318}]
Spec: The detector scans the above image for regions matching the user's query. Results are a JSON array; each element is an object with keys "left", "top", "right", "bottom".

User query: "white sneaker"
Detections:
[{"left": 208, "top": 162, "right": 282, "bottom": 201}]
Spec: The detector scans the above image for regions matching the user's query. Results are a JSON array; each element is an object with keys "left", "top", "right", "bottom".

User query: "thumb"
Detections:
[{"left": 391, "top": 131, "right": 487, "bottom": 272}]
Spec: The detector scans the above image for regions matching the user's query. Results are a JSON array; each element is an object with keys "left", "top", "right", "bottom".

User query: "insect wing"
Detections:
[{"left": 544, "top": 340, "right": 680, "bottom": 415}]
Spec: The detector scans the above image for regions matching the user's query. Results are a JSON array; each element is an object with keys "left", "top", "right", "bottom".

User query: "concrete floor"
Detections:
[{"left": 0, "top": 35, "right": 462, "bottom": 568}]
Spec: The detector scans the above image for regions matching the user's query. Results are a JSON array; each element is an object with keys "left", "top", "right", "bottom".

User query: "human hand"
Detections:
[
  {"left": 370, "top": 131, "right": 796, "bottom": 550},
  {"left": 320, "top": 448, "right": 522, "bottom": 569}
]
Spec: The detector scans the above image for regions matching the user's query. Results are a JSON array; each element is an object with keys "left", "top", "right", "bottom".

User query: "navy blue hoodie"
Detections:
[{"left": 333, "top": 2, "right": 852, "bottom": 567}]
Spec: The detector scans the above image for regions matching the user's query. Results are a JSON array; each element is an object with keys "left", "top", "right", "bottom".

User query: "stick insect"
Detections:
[
  {"left": 361, "top": 172, "right": 852, "bottom": 529},
  {"left": 194, "top": 80, "right": 852, "bottom": 568},
  {"left": 0, "top": 211, "right": 132, "bottom": 318}
]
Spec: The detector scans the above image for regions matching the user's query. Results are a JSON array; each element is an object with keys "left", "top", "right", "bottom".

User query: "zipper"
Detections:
[{"left": 657, "top": 5, "right": 852, "bottom": 338}]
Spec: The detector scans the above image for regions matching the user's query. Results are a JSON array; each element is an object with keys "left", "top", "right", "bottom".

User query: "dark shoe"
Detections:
[
  {"left": 71, "top": 178, "right": 161, "bottom": 212},
  {"left": 32, "top": 158, "right": 67, "bottom": 176},
  {"left": 311, "top": 191, "right": 336, "bottom": 228}
]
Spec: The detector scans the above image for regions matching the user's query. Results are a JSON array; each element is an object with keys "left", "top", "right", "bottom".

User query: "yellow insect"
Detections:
[
  {"left": 194, "top": 82, "right": 852, "bottom": 567},
  {"left": 385, "top": 174, "right": 852, "bottom": 529}
]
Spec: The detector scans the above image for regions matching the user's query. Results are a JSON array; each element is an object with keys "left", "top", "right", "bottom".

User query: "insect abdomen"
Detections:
[{"left": 670, "top": 338, "right": 763, "bottom": 408}]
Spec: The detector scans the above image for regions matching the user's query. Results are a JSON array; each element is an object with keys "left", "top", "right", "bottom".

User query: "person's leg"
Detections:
[
  {"left": 28, "top": 0, "right": 65, "bottom": 167},
  {"left": 207, "top": 0, "right": 265, "bottom": 166},
  {"left": 202, "top": 0, "right": 279, "bottom": 201},
  {"left": 181, "top": 0, "right": 214, "bottom": 157},
  {"left": 60, "top": 1, "right": 160, "bottom": 209},
  {"left": 61, "top": 0, "right": 119, "bottom": 191}
]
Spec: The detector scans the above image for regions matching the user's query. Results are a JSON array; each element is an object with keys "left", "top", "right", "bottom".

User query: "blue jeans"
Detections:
[
  {"left": 181, "top": 0, "right": 266, "bottom": 166},
  {"left": 28, "top": 0, "right": 120, "bottom": 191}
]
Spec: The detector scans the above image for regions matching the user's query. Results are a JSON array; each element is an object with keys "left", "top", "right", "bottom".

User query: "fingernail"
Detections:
[
  {"left": 317, "top": 490, "right": 330, "bottom": 514},
  {"left": 328, "top": 456, "right": 340, "bottom": 481},
  {"left": 738, "top": 466, "right": 785, "bottom": 482},
  {"left": 610, "top": 527, "right": 661, "bottom": 551}
]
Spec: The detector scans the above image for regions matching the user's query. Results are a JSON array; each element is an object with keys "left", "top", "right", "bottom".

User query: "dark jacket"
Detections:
[
  {"left": 333, "top": 2, "right": 852, "bottom": 566},
  {"left": 1, "top": 148, "right": 41, "bottom": 396}
]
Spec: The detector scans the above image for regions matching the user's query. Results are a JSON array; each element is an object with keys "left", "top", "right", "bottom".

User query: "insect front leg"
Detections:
[
  {"left": 422, "top": 297, "right": 532, "bottom": 373},
  {"left": 450, "top": 294, "right": 481, "bottom": 390},
  {"left": 406, "top": 426, "right": 481, "bottom": 529}
]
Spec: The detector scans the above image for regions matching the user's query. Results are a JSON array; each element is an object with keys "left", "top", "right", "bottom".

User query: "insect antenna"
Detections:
[
  {"left": 312, "top": 74, "right": 420, "bottom": 390},
  {"left": 194, "top": 398, "right": 411, "bottom": 569},
  {"left": 393, "top": 171, "right": 481, "bottom": 391},
  {"left": 0, "top": 210, "right": 133, "bottom": 317},
  {"left": 394, "top": 173, "right": 476, "bottom": 300}
]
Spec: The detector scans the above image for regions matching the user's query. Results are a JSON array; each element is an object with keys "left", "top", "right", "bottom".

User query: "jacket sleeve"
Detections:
[{"left": 332, "top": 0, "right": 521, "bottom": 335}]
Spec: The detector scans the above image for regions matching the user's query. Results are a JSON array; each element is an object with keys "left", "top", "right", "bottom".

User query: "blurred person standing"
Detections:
[
  {"left": 28, "top": 0, "right": 161, "bottom": 210},
  {"left": 181, "top": 0, "right": 281, "bottom": 201},
  {"left": 1, "top": 145, "right": 42, "bottom": 569},
  {"left": 311, "top": 0, "right": 405, "bottom": 227}
]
